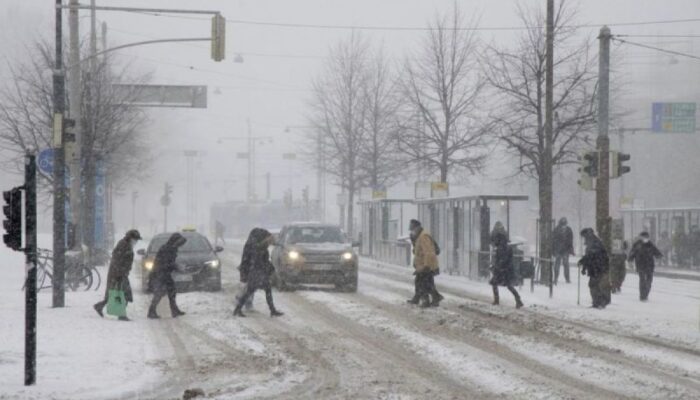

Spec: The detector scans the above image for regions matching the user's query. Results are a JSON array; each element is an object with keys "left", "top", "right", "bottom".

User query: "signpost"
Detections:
[{"left": 652, "top": 102, "right": 696, "bottom": 133}]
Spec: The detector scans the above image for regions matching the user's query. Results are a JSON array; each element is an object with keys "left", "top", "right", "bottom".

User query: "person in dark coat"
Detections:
[
  {"left": 578, "top": 228, "right": 611, "bottom": 309},
  {"left": 147, "top": 233, "right": 187, "bottom": 319},
  {"left": 552, "top": 217, "right": 574, "bottom": 284},
  {"left": 93, "top": 229, "right": 141, "bottom": 321},
  {"left": 628, "top": 232, "right": 662, "bottom": 301},
  {"left": 234, "top": 228, "right": 283, "bottom": 317},
  {"left": 490, "top": 230, "right": 524, "bottom": 308}
]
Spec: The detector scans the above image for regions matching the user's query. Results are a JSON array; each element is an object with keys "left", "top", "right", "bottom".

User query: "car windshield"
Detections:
[
  {"left": 148, "top": 234, "right": 212, "bottom": 253},
  {"left": 286, "top": 226, "right": 345, "bottom": 244}
]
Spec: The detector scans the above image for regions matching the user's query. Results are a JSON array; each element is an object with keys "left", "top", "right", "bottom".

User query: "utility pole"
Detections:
[
  {"left": 24, "top": 154, "right": 37, "bottom": 386},
  {"left": 597, "top": 26, "right": 612, "bottom": 252},
  {"left": 317, "top": 131, "right": 326, "bottom": 222},
  {"left": 540, "top": 0, "right": 555, "bottom": 289},
  {"left": 247, "top": 119, "right": 255, "bottom": 202},
  {"left": 68, "top": 0, "right": 82, "bottom": 250},
  {"left": 52, "top": 0, "right": 67, "bottom": 308},
  {"left": 131, "top": 191, "right": 138, "bottom": 229}
]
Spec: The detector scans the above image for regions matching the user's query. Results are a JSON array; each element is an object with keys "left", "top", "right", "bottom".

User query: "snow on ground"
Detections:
[{"left": 363, "top": 257, "right": 700, "bottom": 349}]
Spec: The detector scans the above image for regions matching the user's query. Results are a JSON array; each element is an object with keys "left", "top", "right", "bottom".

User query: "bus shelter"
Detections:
[
  {"left": 620, "top": 206, "right": 700, "bottom": 242},
  {"left": 415, "top": 195, "right": 529, "bottom": 279},
  {"left": 358, "top": 199, "right": 416, "bottom": 266}
]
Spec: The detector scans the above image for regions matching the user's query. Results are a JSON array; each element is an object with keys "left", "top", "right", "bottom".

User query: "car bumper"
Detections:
[
  {"left": 142, "top": 268, "right": 220, "bottom": 292},
  {"left": 279, "top": 264, "right": 357, "bottom": 285}
]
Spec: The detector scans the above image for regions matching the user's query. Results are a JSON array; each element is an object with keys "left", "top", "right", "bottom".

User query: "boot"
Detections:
[
  {"left": 270, "top": 309, "right": 284, "bottom": 317},
  {"left": 492, "top": 287, "right": 499, "bottom": 305},
  {"left": 93, "top": 302, "right": 104, "bottom": 318},
  {"left": 233, "top": 305, "right": 246, "bottom": 317},
  {"left": 515, "top": 298, "right": 524, "bottom": 309},
  {"left": 172, "top": 309, "right": 186, "bottom": 318},
  {"left": 118, "top": 316, "right": 131, "bottom": 321},
  {"left": 147, "top": 310, "right": 160, "bottom": 319},
  {"left": 431, "top": 293, "right": 444, "bottom": 307},
  {"left": 406, "top": 295, "right": 420, "bottom": 305}
]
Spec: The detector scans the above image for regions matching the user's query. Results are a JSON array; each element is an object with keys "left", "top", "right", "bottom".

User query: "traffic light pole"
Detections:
[
  {"left": 52, "top": 0, "right": 67, "bottom": 308},
  {"left": 596, "top": 26, "right": 612, "bottom": 252},
  {"left": 24, "top": 154, "right": 37, "bottom": 386}
]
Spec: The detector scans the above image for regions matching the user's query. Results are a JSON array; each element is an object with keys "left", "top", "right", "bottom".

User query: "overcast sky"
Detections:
[{"left": 1, "top": 0, "right": 699, "bottom": 234}]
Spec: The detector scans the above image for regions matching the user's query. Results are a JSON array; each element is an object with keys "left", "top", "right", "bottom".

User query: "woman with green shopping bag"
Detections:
[{"left": 93, "top": 229, "right": 142, "bottom": 321}]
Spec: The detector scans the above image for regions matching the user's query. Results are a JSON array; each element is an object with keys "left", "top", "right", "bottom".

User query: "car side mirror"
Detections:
[
  {"left": 137, "top": 249, "right": 146, "bottom": 256},
  {"left": 214, "top": 246, "right": 224, "bottom": 253}
]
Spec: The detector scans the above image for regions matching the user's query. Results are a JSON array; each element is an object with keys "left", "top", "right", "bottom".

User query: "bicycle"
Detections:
[{"left": 27, "top": 248, "right": 101, "bottom": 292}]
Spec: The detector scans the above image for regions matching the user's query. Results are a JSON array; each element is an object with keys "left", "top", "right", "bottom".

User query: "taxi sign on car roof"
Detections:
[{"left": 182, "top": 227, "right": 197, "bottom": 232}]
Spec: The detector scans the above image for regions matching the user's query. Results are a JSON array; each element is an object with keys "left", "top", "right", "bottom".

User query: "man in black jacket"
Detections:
[
  {"left": 147, "top": 233, "right": 187, "bottom": 319},
  {"left": 578, "top": 228, "right": 611, "bottom": 309},
  {"left": 628, "top": 232, "right": 662, "bottom": 301},
  {"left": 552, "top": 217, "right": 574, "bottom": 284},
  {"left": 93, "top": 229, "right": 141, "bottom": 321}
]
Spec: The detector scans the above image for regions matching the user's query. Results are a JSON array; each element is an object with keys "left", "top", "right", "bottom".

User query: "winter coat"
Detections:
[
  {"left": 412, "top": 229, "right": 439, "bottom": 273},
  {"left": 552, "top": 224, "right": 574, "bottom": 256},
  {"left": 149, "top": 233, "right": 186, "bottom": 290},
  {"left": 106, "top": 236, "right": 134, "bottom": 302},
  {"left": 579, "top": 236, "right": 609, "bottom": 278},
  {"left": 239, "top": 228, "right": 275, "bottom": 290},
  {"left": 628, "top": 240, "right": 662, "bottom": 271},
  {"left": 490, "top": 239, "right": 515, "bottom": 287}
]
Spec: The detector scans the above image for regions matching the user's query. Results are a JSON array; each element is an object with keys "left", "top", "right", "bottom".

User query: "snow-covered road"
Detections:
[{"left": 1, "top": 247, "right": 699, "bottom": 399}]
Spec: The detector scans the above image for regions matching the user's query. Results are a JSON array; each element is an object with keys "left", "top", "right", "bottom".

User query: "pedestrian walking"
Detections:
[
  {"left": 628, "top": 232, "right": 662, "bottom": 301},
  {"left": 552, "top": 217, "right": 574, "bottom": 284},
  {"left": 234, "top": 228, "right": 283, "bottom": 317},
  {"left": 93, "top": 229, "right": 142, "bottom": 321},
  {"left": 236, "top": 229, "right": 260, "bottom": 311},
  {"left": 578, "top": 228, "right": 611, "bottom": 309},
  {"left": 489, "top": 228, "right": 524, "bottom": 309},
  {"left": 215, "top": 220, "right": 226, "bottom": 247},
  {"left": 406, "top": 219, "right": 443, "bottom": 308},
  {"left": 147, "top": 233, "right": 187, "bottom": 319}
]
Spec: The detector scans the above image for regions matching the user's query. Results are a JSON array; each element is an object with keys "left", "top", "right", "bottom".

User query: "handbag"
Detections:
[{"left": 106, "top": 287, "right": 127, "bottom": 317}]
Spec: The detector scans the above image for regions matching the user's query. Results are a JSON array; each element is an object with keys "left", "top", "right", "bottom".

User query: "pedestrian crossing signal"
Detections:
[{"left": 611, "top": 151, "right": 631, "bottom": 178}]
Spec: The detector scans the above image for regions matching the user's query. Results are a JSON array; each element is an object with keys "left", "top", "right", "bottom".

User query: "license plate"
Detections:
[
  {"left": 311, "top": 264, "right": 337, "bottom": 271},
  {"left": 173, "top": 274, "right": 193, "bottom": 282}
]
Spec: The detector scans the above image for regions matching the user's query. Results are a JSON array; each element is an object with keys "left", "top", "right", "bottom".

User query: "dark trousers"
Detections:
[
  {"left": 237, "top": 284, "right": 276, "bottom": 312},
  {"left": 638, "top": 268, "right": 654, "bottom": 300},
  {"left": 589, "top": 272, "right": 611, "bottom": 308},
  {"left": 149, "top": 277, "right": 179, "bottom": 315},
  {"left": 553, "top": 254, "right": 570, "bottom": 283},
  {"left": 492, "top": 285, "right": 521, "bottom": 303},
  {"left": 413, "top": 271, "right": 440, "bottom": 303}
]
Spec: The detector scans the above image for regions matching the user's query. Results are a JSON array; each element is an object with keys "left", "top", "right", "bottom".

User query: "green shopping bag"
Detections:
[{"left": 106, "top": 289, "right": 127, "bottom": 318}]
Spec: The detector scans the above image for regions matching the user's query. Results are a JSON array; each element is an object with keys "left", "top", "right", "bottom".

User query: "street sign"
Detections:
[
  {"left": 37, "top": 149, "right": 54, "bottom": 175},
  {"left": 113, "top": 84, "right": 208, "bottom": 108},
  {"left": 431, "top": 182, "right": 449, "bottom": 198},
  {"left": 652, "top": 102, "right": 696, "bottom": 133}
]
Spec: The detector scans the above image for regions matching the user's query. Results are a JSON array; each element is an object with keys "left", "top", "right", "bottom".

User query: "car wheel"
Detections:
[{"left": 339, "top": 277, "right": 358, "bottom": 293}]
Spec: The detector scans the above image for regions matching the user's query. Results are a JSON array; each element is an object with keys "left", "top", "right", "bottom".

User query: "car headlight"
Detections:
[
  {"left": 144, "top": 260, "right": 154, "bottom": 270},
  {"left": 205, "top": 259, "right": 220, "bottom": 268},
  {"left": 342, "top": 252, "right": 354, "bottom": 261},
  {"left": 287, "top": 250, "right": 300, "bottom": 261}
]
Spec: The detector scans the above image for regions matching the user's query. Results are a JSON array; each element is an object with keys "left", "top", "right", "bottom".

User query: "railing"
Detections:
[{"left": 372, "top": 240, "right": 412, "bottom": 267}]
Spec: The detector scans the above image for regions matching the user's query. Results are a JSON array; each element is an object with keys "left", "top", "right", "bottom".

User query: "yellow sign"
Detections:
[{"left": 372, "top": 191, "right": 387, "bottom": 200}]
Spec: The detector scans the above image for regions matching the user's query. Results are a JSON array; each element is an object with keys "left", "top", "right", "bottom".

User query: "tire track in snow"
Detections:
[{"left": 360, "top": 267, "right": 700, "bottom": 399}]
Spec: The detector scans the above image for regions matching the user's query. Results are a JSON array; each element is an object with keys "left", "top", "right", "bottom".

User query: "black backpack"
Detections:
[{"left": 431, "top": 235, "right": 441, "bottom": 256}]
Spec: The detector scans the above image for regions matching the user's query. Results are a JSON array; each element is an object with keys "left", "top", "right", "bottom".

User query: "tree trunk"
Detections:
[
  {"left": 347, "top": 184, "right": 355, "bottom": 237},
  {"left": 538, "top": 167, "right": 553, "bottom": 283}
]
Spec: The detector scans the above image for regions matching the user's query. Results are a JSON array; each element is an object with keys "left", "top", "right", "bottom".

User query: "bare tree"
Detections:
[
  {"left": 398, "top": 6, "right": 491, "bottom": 183},
  {"left": 307, "top": 33, "right": 369, "bottom": 235},
  {"left": 483, "top": 0, "right": 597, "bottom": 276},
  {"left": 358, "top": 47, "right": 403, "bottom": 190},
  {"left": 0, "top": 41, "right": 150, "bottom": 208}
]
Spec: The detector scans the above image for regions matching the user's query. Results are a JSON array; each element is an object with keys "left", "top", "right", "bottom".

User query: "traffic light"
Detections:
[
  {"left": 3, "top": 188, "right": 22, "bottom": 251},
  {"left": 582, "top": 151, "right": 599, "bottom": 177},
  {"left": 161, "top": 183, "right": 173, "bottom": 207},
  {"left": 611, "top": 151, "right": 631, "bottom": 178},
  {"left": 211, "top": 14, "right": 226, "bottom": 62}
]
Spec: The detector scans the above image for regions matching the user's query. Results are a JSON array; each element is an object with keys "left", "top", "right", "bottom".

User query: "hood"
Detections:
[{"left": 289, "top": 242, "right": 352, "bottom": 253}]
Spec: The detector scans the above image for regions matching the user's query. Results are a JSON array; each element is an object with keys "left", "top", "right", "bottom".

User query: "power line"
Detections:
[
  {"left": 616, "top": 34, "right": 700, "bottom": 38},
  {"left": 612, "top": 37, "right": 700, "bottom": 61},
  {"left": 128, "top": 11, "right": 700, "bottom": 32}
]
